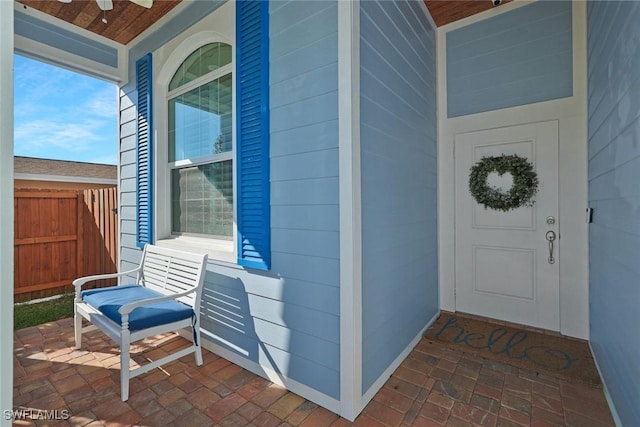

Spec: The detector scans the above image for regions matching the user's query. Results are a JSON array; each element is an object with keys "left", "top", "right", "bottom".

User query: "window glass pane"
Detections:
[
  {"left": 169, "top": 42, "right": 232, "bottom": 91},
  {"left": 171, "top": 161, "right": 233, "bottom": 237},
  {"left": 168, "top": 74, "right": 232, "bottom": 162},
  {"left": 218, "top": 74, "right": 233, "bottom": 153},
  {"left": 200, "top": 43, "right": 232, "bottom": 74}
]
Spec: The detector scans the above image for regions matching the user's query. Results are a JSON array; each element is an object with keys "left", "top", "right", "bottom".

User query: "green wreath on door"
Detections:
[{"left": 468, "top": 154, "right": 539, "bottom": 212}]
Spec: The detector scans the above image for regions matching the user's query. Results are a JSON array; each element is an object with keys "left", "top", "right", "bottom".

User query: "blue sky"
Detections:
[{"left": 14, "top": 54, "right": 118, "bottom": 165}]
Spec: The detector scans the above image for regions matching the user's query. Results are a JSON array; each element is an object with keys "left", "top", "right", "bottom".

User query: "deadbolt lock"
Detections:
[{"left": 546, "top": 216, "right": 556, "bottom": 225}]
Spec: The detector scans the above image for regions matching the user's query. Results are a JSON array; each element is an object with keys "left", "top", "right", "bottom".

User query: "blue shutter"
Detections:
[
  {"left": 135, "top": 53, "right": 153, "bottom": 248},
  {"left": 236, "top": 0, "right": 270, "bottom": 270}
]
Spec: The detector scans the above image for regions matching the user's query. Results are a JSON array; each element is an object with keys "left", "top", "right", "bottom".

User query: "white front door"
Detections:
[{"left": 454, "top": 121, "right": 559, "bottom": 331}]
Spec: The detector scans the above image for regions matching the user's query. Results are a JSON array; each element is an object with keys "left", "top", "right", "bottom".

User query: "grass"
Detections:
[{"left": 14, "top": 294, "right": 75, "bottom": 331}]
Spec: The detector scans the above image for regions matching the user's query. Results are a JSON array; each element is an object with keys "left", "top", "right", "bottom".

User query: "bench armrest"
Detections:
[
  {"left": 73, "top": 267, "right": 141, "bottom": 289},
  {"left": 73, "top": 267, "right": 142, "bottom": 300}
]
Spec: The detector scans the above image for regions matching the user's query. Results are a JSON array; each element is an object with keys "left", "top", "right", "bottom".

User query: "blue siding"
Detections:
[
  {"left": 118, "top": 0, "right": 339, "bottom": 402},
  {"left": 446, "top": 1, "right": 572, "bottom": 118},
  {"left": 587, "top": 2, "right": 640, "bottom": 424},
  {"left": 360, "top": 0, "right": 438, "bottom": 393},
  {"left": 199, "top": 268, "right": 339, "bottom": 398},
  {"left": 197, "top": 0, "right": 341, "bottom": 400},
  {"left": 14, "top": 11, "right": 117, "bottom": 68}
]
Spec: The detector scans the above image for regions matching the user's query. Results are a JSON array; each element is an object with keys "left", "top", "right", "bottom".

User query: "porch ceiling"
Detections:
[
  {"left": 424, "top": 0, "right": 512, "bottom": 27},
  {"left": 16, "top": 0, "right": 181, "bottom": 45},
  {"left": 14, "top": 0, "right": 510, "bottom": 47}
]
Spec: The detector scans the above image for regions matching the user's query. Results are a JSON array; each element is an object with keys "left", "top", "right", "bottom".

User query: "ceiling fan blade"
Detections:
[
  {"left": 57, "top": 0, "right": 72, "bottom": 3},
  {"left": 130, "top": 0, "right": 153, "bottom": 8},
  {"left": 95, "top": 0, "right": 113, "bottom": 11}
]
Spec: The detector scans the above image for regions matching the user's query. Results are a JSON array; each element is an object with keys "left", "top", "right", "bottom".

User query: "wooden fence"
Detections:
[{"left": 14, "top": 188, "right": 118, "bottom": 302}]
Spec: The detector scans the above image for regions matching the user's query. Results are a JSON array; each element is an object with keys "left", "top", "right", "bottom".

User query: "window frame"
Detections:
[
  {"left": 167, "top": 62, "right": 233, "bottom": 170},
  {"left": 153, "top": 25, "right": 237, "bottom": 264},
  {"left": 167, "top": 59, "right": 234, "bottom": 240}
]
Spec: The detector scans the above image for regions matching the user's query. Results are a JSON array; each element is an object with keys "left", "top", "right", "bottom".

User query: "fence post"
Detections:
[{"left": 77, "top": 191, "right": 84, "bottom": 281}]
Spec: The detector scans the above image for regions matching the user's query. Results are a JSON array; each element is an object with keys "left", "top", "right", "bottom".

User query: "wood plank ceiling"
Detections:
[
  {"left": 16, "top": 0, "right": 181, "bottom": 45},
  {"left": 425, "top": 0, "right": 511, "bottom": 27},
  {"left": 15, "top": 0, "right": 509, "bottom": 47}
]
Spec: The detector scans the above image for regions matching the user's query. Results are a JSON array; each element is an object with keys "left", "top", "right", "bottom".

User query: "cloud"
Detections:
[
  {"left": 87, "top": 154, "right": 118, "bottom": 165},
  {"left": 14, "top": 55, "right": 118, "bottom": 164},
  {"left": 77, "top": 87, "right": 118, "bottom": 119},
  {"left": 15, "top": 57, "right": 88, "bottom": 101},
  {"left": 15, "top": 118, "right": 108, "bottom": 153}
]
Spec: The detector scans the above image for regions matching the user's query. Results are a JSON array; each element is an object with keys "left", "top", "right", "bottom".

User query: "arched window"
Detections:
[{"left": 167, "top": 42, "right": 233, "bottom": 238}]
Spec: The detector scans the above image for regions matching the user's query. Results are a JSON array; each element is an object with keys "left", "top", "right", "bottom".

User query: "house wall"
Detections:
[
  {"left": 446, "top": 1, "right": 573, "bottom": 118},
  {"left": 587, "top": 1, "right": 640, "bottom": 424},
  {"left": 438, "top": 0, "right": 590, "bottom": 339},
  {"left": 359, "top": 0, "right": 438, "bottom": 395},
  {"left": 118, "top": 0, "right": 341, "bottom": 410}
]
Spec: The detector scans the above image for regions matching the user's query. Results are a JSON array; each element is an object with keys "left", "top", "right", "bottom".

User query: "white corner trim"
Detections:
[
  {"left": 0, "top": 2, "right": 14, "bottom": 425},
  {"left": 572, "top": 0, "right": 588, "bottom": 113},
  {"left": 14, "top": 173, "right": 117, "bottom": 186},
  {"left": 436, "top": 23, "right": 455, "bottom": 313},
  {"left": 360, "top": 312, "right": 440, "bottom": 409},
  {"left": 416, "top": 0, "right": 437, "bottom": 31},
  {"left": 338, "top": 0, "right": 362, "bottom": 421},
  {"left": 185, "top": 331, "right": 341, "bottom": 414}
]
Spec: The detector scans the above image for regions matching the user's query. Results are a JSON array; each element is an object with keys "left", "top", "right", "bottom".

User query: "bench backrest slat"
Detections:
[{"left": 137, "top": 245, "right": 207, "bottom": 308}]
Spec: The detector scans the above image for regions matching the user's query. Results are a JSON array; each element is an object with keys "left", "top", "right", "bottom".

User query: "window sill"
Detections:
[{"left": 155, "top": 235, "right": 235, "bottom": 265}]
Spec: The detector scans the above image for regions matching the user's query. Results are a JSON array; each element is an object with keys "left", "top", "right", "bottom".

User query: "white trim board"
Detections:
[
  {"left": 359, "top": 312, "right": 440, "bottom": 413},
  {"left": 189, "top": 315, "right": 439, "bottom": 422},
  {"left": 15, "top": 35, "right": 122, "bottom": 84},
  {"left": 180, "top": 330, "right": 341, "bottom": 414},
  {"left": 13, "top": 2, "right": 126, "bottom": 83},
  {"left": 0, "top": 1, "right": 14, "bottom": 424},
  {"left": 338, "top": 0, "right": 362, "bottom": 422},
  {"left": 437, "top": 1, "right": 589, "bottom": 339}
]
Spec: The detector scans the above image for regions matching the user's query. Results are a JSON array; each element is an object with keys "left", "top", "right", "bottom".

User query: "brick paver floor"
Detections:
[{"left": 12, "top": 318, "right": 615, "bottom": 426}]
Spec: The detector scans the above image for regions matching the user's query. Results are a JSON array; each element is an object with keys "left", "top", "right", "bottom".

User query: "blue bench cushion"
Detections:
[{"left": 82, "top": 285, "right": 194, "bottom": 331}]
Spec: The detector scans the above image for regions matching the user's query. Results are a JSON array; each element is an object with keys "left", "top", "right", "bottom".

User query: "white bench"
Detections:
[{"left": 73, "top": 244, "right": 208, "bottom": 401}]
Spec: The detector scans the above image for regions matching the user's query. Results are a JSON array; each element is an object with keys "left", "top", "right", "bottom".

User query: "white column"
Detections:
[
  {"left": 338, "top": 0, "right": 362, "bottom": 421},
  {"left": 0, "top": 1, "right": 14, "bottom": 425}
]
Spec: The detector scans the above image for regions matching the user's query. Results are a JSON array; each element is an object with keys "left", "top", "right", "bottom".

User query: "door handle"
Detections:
[{"left": 546, "top": 230, "right": 556, "bottom": 264}]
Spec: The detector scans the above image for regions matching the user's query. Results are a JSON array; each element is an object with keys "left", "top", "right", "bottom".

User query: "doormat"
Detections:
[{"left": 424, "top": 313, "right": 601, "bottom": 386}]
